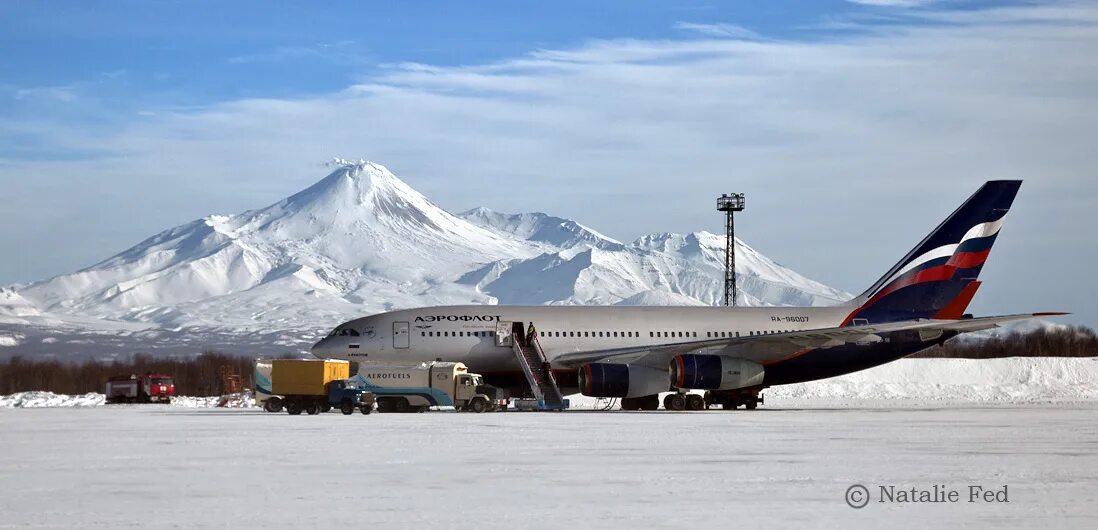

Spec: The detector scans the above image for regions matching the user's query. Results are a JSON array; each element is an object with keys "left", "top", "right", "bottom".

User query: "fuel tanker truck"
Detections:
[{"left": 353, "top": 362, "right": 509, "bottom": 413}]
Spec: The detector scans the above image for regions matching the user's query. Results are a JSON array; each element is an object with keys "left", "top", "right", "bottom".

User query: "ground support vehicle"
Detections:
[
  {"left": 255, "top": 359, "right": 375, "bottom": 416},
  {"left": 353, "top": 362, "right": 508, "bottom": 413},
  {"left": 105, "top": 373, "right": 175, "bottom": 404}
]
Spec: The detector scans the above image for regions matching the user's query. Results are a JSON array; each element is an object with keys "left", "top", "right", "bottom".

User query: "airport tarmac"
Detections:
[{"left": 1, "top": 403, "right": 1096, "bottom": 529}]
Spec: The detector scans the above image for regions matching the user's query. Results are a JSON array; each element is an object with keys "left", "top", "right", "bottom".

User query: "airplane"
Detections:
[{"left": 311, "top": 180, "right": 1065, "bottom": 411}]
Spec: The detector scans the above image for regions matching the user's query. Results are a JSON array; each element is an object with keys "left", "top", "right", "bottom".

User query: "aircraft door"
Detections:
[
  {"left": 393, "top": 321, "right": 410, "bottom": 349},
  {"left": 495, "top": 321, "right": 513, "bottom": 347}
]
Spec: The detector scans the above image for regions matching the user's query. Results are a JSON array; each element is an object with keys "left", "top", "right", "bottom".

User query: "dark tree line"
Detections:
[
  {"left": 0, "top": 352, "right": 264, "bottom": 396},
  {"left": 1, "top": 326, "right": 1095, "bottom": 395},
  {"left": 912, "top": 325, "right": 1098, "bottom": 359}
]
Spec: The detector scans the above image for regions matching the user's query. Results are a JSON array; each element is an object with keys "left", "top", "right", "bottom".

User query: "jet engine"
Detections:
[
  {"left": 670, "top": 355, "right": 764, "bottom": 390},
  {"left": 578, "top": 363, "right": 670, "bottom": 398}
]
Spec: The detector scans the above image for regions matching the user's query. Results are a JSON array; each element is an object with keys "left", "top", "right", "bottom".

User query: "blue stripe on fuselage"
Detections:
[{"left": 764, "top": 334, "right": 949, "bottom": 386}]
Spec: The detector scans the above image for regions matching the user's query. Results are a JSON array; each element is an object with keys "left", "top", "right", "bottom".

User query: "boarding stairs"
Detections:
[{"left": 511, "top": 331, "right": 568, "bottom": 411}]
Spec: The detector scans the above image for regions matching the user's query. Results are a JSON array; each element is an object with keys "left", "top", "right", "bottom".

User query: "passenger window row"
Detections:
[
  {"left": 540, "top": 331, "right": 640, "bottom": 338},
  {"left": 647, "top": 331, "right": 699, "bottom": 338},
  {"left": 420, "top": 330, "right": 496, "bottom": 337},
  {"left": 414, "top": 328, "right": 797, "bottom": 339},
  {"left": 704, "top": 331, "right": 742, "bottom": 338}
]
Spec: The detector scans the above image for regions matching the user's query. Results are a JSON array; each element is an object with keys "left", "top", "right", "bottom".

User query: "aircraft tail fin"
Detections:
[{"left": 842, "top": 180, "right": 1021, "bottom": 325}]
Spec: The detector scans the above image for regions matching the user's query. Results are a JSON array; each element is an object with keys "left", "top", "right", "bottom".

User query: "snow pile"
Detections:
[
  {"left": 0, "top": 392, "right": 254, "bottom": 408},
  {"left": 769, "top": 357, "right": 1098, "bottom": 403},
  {"left": 0, "top": 391, "right": 104, "bottom": 408},
  {"left": 169, "top": 396, "right": 222, "bottom": 408},
  {"left": 171, "top": 394, "right": 255, "bottom": 408},
  {"left": 211, "top": 393, "right": 256, "bottom": 408},
  {"left": 0, "top": 332, "right": 23, "bottom": 347},
  {"left": 8, "top": 160, "right": 849, "bottom": 337}
]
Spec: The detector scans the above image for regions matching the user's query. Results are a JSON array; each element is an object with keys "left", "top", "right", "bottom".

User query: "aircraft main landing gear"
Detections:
[
  {"left": 663, "top": 393, "right": 685, "bottom": 411},
  {"left": 663, "top": 392, "right": 706, "bottom": 411},
  {"left": 704, "top": 388, "right": 765, "bottom": 410},
  {"left": 620, "top": 395, "right": 659, "bottom": 411}
]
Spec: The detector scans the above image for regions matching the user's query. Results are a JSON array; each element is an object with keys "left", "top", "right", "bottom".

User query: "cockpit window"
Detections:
[{"left": 331, "top": 328, "right": 361, "bottom": 337}]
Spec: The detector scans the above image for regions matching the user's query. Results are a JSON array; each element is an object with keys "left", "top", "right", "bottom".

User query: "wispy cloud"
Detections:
[
  {"left": 846, "top": 0, "right": 938, "bottom": 7},
  {"left": 672, "top": 22, "right": 761, "bottom": 39},
  {"left": 12, "top": 85, "right": 80, "bottom": 103},
  {"left": 227, "top": 40, "right": 369, "bottom": 65}
]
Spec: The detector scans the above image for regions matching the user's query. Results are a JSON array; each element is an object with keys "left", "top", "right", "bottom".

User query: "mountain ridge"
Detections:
[{"left": 4, "top": 160, "right": 850, "bottom": 338}]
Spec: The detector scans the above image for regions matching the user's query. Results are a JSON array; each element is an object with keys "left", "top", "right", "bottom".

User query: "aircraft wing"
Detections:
[{"left": 551, "top": 313, "right": 1066, "bottom": 370}]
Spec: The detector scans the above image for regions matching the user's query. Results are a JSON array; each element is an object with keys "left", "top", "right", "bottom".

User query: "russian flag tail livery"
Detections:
[{"left": 844, "top": 180, "right": 1022, "bottom": 325}]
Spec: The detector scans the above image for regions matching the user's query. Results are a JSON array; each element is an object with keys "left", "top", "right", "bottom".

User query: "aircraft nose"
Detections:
[{"left": 311, "top": 337, "right": 332, "bottom": 357}]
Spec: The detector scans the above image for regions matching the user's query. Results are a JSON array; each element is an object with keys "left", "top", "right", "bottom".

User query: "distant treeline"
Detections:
[
  {"left": 912, "top": 325, "right": 1098, "bottom": 359},
  {"left": 0, "top": 352, "right": 271, "bottom": 396},
  {"left": 1, "top": 326, "right": 1095, "bottom": 395}
]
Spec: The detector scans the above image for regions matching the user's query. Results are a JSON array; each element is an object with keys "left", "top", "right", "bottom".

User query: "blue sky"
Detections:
[
  {"left": 2, "top": 1, "right": 856, "bottom": 100},
  {"left": 0, "top": 0, "right": 1007, "bottom": 126},
  {"left": 2, "top": 0, "right": 1096, "bottom": 325}
]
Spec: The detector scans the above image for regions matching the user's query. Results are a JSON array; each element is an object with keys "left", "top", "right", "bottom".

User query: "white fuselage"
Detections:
[{"left": 311, "top": 305, "right": 851, "bottom": 373}]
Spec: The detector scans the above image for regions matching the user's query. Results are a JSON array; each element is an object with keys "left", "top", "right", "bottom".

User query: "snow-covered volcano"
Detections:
[{"left": 6, "top": 160, "right": 850, "bottom": 338}]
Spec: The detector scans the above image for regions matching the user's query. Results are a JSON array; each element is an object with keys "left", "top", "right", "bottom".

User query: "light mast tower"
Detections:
[{"left": 716, "top": 193, "right": 746, "bottom": 307}]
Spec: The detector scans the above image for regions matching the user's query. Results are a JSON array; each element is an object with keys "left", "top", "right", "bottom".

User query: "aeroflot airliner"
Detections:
[{"left": 312, "top": 181, "right": 1064, "bottom": 410}]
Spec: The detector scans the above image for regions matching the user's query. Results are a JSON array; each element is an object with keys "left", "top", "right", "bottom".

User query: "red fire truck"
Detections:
[{"left": 105, "top": 373, "right": 175, "bottom": 404}]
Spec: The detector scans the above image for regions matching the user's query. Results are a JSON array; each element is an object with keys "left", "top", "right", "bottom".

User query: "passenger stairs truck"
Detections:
[
  {"left": 354, "top": 362, "right": 508, "bottom": 413},
  {"left": 254, "top": 359, "right": 375, "bottom": 416}
]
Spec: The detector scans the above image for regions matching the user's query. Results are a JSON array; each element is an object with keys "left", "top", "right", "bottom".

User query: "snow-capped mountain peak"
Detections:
[
  {"left": 7, "top": 160, "right": 850, "bottom": 343},
  {"left": 228, "top": 159, "right": 489, "bottom": 240},
  {"left": 17, "top": 161, "right": 535, "bottom": 322}
]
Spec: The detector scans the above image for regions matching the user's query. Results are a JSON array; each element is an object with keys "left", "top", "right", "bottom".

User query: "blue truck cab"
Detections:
[{"left": 327, "top": 379, "right": 376, "bottom": 415}]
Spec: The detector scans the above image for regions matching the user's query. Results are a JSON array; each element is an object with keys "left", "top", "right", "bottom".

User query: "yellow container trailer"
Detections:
[
  {"left": 258, "top": 359, "right": 374, "bottom": 416},
  {"left": 271, "top": 359, "right": 349, "bottom": 396}
]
